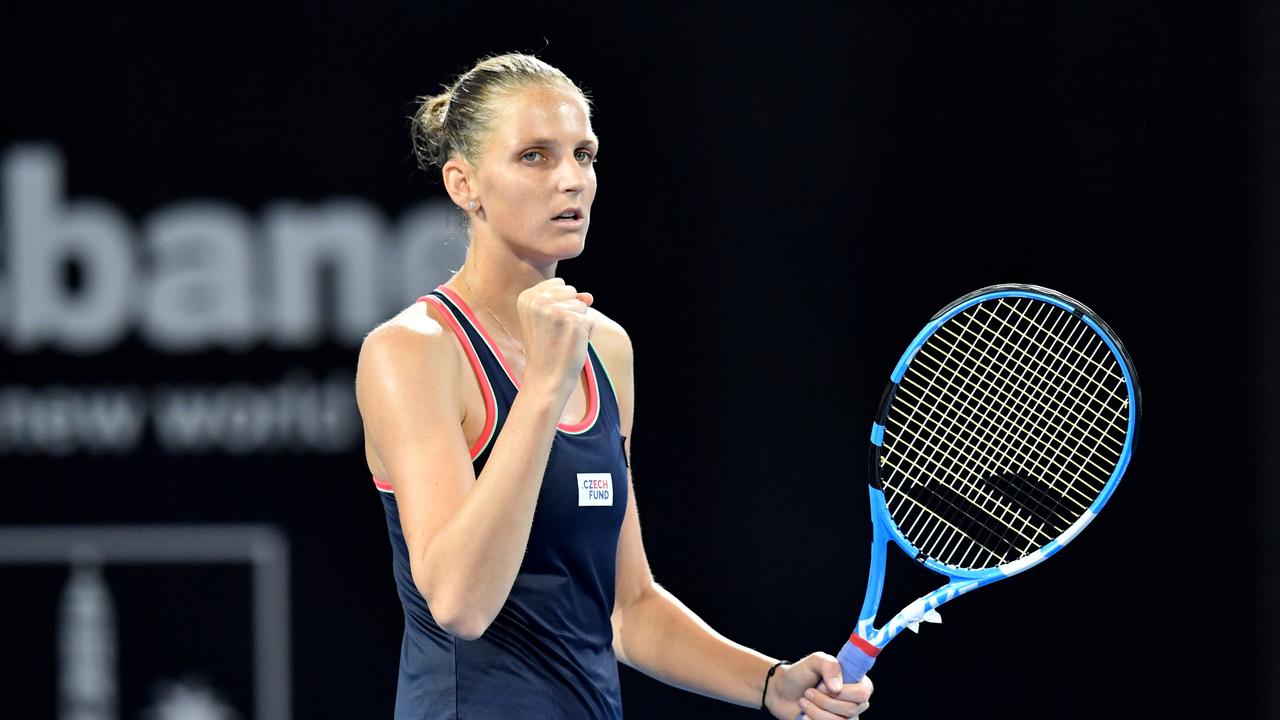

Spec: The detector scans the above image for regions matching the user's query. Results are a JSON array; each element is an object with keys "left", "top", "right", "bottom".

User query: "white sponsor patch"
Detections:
[{"left": 577, "top": 472, "right": 613, "bottom": 507}]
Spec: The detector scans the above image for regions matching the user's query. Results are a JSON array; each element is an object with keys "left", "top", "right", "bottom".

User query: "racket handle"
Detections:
[
  {"left": 836, "top": 639, "right": 877, "bottom": 683},
  {"left": 792, "top": 643, "right": 878, "bottom": 720}
]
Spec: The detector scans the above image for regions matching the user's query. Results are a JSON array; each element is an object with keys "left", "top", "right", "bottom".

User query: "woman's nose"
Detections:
[{"left": 557, "top": 157, "right": 587, "bottom": 193}]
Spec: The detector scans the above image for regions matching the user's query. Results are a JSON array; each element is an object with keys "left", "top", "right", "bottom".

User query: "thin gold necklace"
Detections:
[{"left": 459, "top": 273, "right": 525, "bottom": 358}]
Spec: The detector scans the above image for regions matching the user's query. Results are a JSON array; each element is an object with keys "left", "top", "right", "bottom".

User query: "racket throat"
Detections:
[{"left": 848, "top": 630, "right": 882, "bottom": 657}]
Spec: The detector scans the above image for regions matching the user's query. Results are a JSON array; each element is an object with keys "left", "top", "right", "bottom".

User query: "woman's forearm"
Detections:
[
  {"left": 612, "top": 583, "right": 778, "bottom": 708},
  {"left": 416, "top": 386, "right": 561, "bottom": 638}
]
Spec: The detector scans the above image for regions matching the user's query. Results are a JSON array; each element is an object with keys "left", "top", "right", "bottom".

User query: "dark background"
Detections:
[{"left": 3, "top": 2, "right": 1276, "bottom": 718}]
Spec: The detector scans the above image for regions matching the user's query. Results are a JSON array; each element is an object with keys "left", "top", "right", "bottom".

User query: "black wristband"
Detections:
[{"left": 760, "top": 660, "right": 786, "bottom": 713}]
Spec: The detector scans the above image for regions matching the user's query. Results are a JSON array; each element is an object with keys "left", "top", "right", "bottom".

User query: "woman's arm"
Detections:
[
  {"left": 593, "top": 315, "right": 872, "bottom": 719},
  {"left": 355, "top": 283, "right": 591, "bottom": 639}
]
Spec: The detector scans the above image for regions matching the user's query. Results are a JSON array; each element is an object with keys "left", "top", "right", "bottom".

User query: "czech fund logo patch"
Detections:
[{"left": 577, "top": 473, "right": 613, "bottom": 507}]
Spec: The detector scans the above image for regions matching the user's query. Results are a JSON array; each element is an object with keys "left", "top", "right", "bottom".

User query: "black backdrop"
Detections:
[{"left": 2, "top": 3, "right": 1273, "bottom": 719}]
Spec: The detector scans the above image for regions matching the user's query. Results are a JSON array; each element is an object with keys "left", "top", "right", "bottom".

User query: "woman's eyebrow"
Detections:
[{"left": 516, "top": 137, "right": 599, "bottom": 148}]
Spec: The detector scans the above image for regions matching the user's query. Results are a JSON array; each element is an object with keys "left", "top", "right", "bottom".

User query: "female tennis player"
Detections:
[{"left": 355, "top": 52, "right": 873, "bottom": 719}]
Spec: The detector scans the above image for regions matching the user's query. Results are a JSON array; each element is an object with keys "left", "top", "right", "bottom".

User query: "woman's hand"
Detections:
[
  {"left": 516, "top": 278, "right": 595, "bottom": 401},
  {"left": 764, "top": 653, "right": 872, "bottom": 719}
]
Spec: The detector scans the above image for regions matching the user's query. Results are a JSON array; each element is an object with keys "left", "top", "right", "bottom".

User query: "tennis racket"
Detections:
[{"left": 835, "top": 284, "right": 1141, "bottom": 684}]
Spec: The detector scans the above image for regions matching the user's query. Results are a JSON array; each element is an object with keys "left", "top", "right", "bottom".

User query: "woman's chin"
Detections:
[
  {"left": 537, "top": 234, "right": 588, "bottom": 262},
  {"left": 500, "top": 228, "right": 589, "bottom": 266}
]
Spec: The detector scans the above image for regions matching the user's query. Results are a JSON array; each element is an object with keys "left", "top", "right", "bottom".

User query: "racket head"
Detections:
[{"left": 868, "top": 283, "right": 1140, "bottom": 583}]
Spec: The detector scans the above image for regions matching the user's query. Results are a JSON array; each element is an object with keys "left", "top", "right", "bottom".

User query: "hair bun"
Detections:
[{"left": 411, "top": 92, "right": 452, "bottom": 171}]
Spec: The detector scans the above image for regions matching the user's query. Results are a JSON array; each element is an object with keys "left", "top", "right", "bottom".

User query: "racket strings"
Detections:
[
  {"left": 970, "top": 304, "right": 1128, "bottom": 449},
  {"left": 886, "top": 390, "right": 1071, "bottom": 547},
  {"left": 918, "top": 313, "right": 1113, "bottom": 499},
  {"left": 939, "top": 314, "right": 1122, "bottom": 462},
  {"left": 881, "top": 297, "right": 1131, "bottom": 571},
  {"left": 901, "top": 297, "right": 1121, "bottom": 556},
  {"left": 886, "top": 331, "right": 1063, "bottom": 565},
  {"left": 889, "top": 303, "right": 1091, "bottom": 563},
  {"left": 890, "top": 297, "right": 1121, "bottom": 561},
  {"left": 899, "top": 332, "right": 1098, "bottom": 513},
  {"left": 972, "top": 302, "right": 1130, "bottom": 483}
]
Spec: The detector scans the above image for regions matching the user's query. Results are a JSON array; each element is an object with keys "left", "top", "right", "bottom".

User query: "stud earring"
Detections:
[{"left": 468, "top": 201, "right": 477, "bottom": 209}]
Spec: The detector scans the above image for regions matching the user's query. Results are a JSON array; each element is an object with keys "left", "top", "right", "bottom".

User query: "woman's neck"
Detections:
[{"left": 450, "top": 241, "right": 557, "bottom": 338}]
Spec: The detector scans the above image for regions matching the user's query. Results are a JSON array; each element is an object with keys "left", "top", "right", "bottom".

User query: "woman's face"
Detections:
[{"left": 473, "top": 84, "right": 598, "bottom": 263}]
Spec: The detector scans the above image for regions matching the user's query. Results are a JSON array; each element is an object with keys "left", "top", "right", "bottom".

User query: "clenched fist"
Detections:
[{"left": 516, "top": 278, "right": 596, "bottom": 402}]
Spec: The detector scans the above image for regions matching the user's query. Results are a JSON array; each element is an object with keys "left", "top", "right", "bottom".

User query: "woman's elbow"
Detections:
[
  {"left": 415, "top": 577, "right": 493, "bottom": 640},
  {"left": 433, "top": 605, "right": 491, "bottom": 641}
]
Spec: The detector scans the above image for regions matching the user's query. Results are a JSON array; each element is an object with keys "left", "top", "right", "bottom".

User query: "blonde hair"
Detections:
[{"left": 411, "top": 53, "right": 592, "bottom": 173}]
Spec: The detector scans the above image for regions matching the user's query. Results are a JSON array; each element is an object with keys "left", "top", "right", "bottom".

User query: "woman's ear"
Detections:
[{"left": 441, "top": 158, "right": 475, "bottom": 210}]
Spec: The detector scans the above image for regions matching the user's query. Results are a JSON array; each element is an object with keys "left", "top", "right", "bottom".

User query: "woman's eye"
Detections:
[
  {"left": 575, "top": 150, "right": 594, "bottom": 163},
  {"left": 521, "top": 151, "right": 542, "bottom": 162}
]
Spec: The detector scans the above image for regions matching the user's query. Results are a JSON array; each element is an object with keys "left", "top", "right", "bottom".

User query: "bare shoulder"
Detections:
[
  {"left": 587, "top": 307, "right": 633, "bottom": 373},
  {"left": 355, "top": 300, "right": 459, "bottom": 408},
  {"left": 587, "top": 307, "right": 635, "bottom": 436}
]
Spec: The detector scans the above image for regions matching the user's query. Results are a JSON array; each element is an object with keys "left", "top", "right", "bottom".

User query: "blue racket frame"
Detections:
[{"left": 835, "top": 284, "right": 1141, "bottom": 683}]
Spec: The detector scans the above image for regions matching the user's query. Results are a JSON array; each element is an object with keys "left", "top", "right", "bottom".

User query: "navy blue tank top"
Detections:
[{"left": 373, "top": 285, "right": 628, "bottom": 719}]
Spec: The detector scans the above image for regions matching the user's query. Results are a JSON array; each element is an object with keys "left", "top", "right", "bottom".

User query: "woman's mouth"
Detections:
[{"left": 551, "top": 208, "right": 585, "bottom": 228}]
